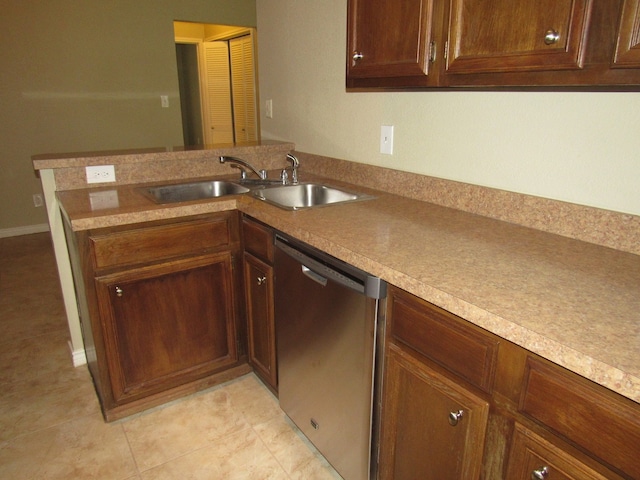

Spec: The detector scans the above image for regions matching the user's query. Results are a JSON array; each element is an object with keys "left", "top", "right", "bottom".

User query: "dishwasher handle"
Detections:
[
  {"left": 275, "top": 234, "right": 386, "bottom": 299},
  {"left": 301, "top": 265, "right": 328, "bottom": 287}
]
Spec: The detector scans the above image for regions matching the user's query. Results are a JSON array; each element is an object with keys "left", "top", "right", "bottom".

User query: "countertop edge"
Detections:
[{"left": 56, "top": 179, "right": 640, "bottom": 404}]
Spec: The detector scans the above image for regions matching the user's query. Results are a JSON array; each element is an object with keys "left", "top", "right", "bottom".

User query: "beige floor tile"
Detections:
[
  {"left": 0, "top": 413, "right": 137, "bottom": 480},
  {"left": 254, "top": 415, "right": 342, "bottom": 480},
  {"left": 140, "top": 428, "right": 289, "bottom": 480},
  {"left": 0, "top": 364, "right": 100, "bottom": 442},
  {"left": 224, "top": 374, "right": 284, "bottom": 426},
  {"left": 123, "top": 386, "right": 252, "bottom": 471},
  {"left": 0, "top": 330, "right": 71, "bottom": 385}
]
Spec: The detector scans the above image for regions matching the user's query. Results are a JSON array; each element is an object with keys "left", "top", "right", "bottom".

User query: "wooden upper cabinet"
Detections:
[
  {"left": 613, "top": 0, "right": 640, "bottom": 67},
  {"left": 446, "top": 0, "right": 592, "bottom": 74},
  {"left": 347, "top": 0, "right": 440, "bottom": 87},
  {"left": 347, "top": 0, "right": 640, "bottom": 88}
]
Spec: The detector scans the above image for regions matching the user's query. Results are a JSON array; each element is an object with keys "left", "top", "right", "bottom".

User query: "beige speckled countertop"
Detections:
[{"left": 53, "top": 170, "right": 640, "bottom": 405}]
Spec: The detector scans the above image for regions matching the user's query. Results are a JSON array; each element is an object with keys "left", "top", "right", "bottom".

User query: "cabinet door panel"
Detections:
[
  {"left": 243, "top": 252, "right": 277, "bottom": 389},
  {"left": 96, "top": 253, "right": 237, "bottom": 402},
  {"left": 446, "top": 0, "right": 592, "bottom": 73},
  {"left": 379, "top": 345, "right": 489, "bottom": 479},
  {"left": 613, "top": 0, "right": 640, "bottom": 67},
  {"left": 520, "top": 357, "right": 640, "bottom": 478},
  {"left": 347, "top": 0, "right": 436, "bottom": 82},
  {"left": 506, "top": 424, "right": 614, "bottom": 480}
]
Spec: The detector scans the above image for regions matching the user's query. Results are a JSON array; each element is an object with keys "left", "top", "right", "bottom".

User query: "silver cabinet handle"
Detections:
[
  {"left": 531, "top": 466, "right": 549, "bottom": 480},
  {"left": 115, "top": 286, "right": 123, "bottom": 297},
  {"left": 544, "top": 30, "right": 560, "bottom": 45},
  {"left": 353, "top": 51, "right": 363, "bottom": 61},
  {"left": 257, "top": 276, "right": 267, "bottom": 286},
  {"left": 448, "top": 409, "right": 464, "bottom": 426},
  {"left": 428, "top": 41, "right": 437, "bottom": 63}
]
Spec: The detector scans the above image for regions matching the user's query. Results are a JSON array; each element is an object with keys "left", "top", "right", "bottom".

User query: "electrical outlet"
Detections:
[
  {"left": 161, "top": 95, "right": 169, "bottom": 108},
  {"left": 33, "top": 194, "right": 44, "bottom": 207},
  {"left": 86, "top": 165, "right": 116, "bottom": 184}
]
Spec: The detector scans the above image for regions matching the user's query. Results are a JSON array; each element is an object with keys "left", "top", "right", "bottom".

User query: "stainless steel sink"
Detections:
[
  {"left": 140, "top": 180, "right": 250, "bottom": 204},
  {"left": 252, "top": 183, "right": 373, "bottom": 210}
]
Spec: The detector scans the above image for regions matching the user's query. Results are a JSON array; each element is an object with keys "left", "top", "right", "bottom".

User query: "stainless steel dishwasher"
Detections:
[{"left": 274, "top": 234, "right": 387, "bottom": 480}]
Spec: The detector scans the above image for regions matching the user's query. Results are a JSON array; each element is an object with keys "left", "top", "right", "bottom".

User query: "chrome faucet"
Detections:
[
  {"left": 219, "top": 156, "right": 266, "bottom": 180},
  {"left": 285, "top": 154, "right": 299, "bottom": 184}
]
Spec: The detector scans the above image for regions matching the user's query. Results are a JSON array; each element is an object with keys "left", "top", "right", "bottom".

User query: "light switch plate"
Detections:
[
  {"left": 380, "top": 125, "right": 394, "bottom": 155},
  {"left": 265, "top": 99, "right": 273, "bottom": 118}
]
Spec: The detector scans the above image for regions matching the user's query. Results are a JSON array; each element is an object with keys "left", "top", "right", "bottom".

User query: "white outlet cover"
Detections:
[
  {"left": 86, "top": 165, "right": 116, "bottom": 183},
  {"left": 380, "top": 125, "right": 394, "bottom": 155}
]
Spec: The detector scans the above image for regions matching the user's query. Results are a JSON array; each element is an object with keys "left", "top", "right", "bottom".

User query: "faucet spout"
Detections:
[
  {"left": 286, "top": 154, "right": 299, "bottom": 184},
  {"left": 219, "top": 156, "right": 266, "bottom": 180}
]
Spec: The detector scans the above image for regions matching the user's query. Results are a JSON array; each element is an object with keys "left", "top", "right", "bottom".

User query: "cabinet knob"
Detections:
[
  {"left": 531, "top": 466, "right": 549, "bottom": 480},
  {"left": 544, "top": 30, "right": 560, "bottom": 45},
  {"left": 448, "top": 409, "right": 464, "bottom": 426},
  {"left": 257, "top": 276, "right": 267, "bottom": 286},
  {"left": 115, "top": 286, "right": 123, "bottom": 297},
  {"left": 352, "top": 51, "right": 364, "bottom": 61}
]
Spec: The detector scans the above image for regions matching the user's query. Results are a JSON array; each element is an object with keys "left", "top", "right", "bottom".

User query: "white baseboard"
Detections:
[
  {"left": 68, "top": 340, "right": 87, "bottom": 367},
  {"left": 0, "top": 223, "right": 50, "bottom": 238}
]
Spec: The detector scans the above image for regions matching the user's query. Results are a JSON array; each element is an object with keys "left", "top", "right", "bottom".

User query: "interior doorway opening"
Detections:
[{"left": 174, "top": 21, "right": 260, "bottom": 147}]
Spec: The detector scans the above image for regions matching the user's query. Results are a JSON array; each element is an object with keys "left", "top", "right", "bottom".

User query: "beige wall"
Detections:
[
  {"left": 0, "top": 0, "right": 256, "bottom": 231},
  {"left": 256, "top": 0, "right": 640, "bottom": 216}
]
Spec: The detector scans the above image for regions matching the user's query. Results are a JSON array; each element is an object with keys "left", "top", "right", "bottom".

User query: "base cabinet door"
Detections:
[
  {"left": 379, "top": 345, "right": 489, "bottom": 480},
  {"left": 506, "top": 424, "right": 612, "bottom": 480},
  {"left": 96, "top": 253, "right": 238, "bottom": 403},
  {"left": 243, "top": 252, "right": 277, "bottom": 389}
]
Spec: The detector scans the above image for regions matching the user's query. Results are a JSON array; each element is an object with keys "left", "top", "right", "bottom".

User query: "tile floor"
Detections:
[{"left": 0, "top": 233, "right": 341, "bottom": 479}]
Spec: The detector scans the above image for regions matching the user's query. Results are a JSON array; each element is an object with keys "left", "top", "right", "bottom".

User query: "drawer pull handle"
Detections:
[
  {"left": 544, "top": 29, "right": 560, "bottom": 45},
  {"left": 448, "top": 409, "right": 464, "bottom": 426},
  {"left": 257, "top": 276, "right": 267, "bottom": 286},
  {"left": 353, "top": 51, "right": 363, "bottom": 61},
  {"left": 115, "top": 286, "right": 123, "bottom": 297},
  {"left": 531, "top": 466, "right": 549, "bottom": 480}
]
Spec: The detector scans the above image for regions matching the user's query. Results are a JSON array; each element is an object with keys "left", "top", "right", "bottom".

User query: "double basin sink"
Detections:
[{"left": 140, "top": 180, "right": 372, "bottom": 210}]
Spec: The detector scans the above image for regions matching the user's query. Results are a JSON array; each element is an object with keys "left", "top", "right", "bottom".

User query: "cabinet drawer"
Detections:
[
  {"left": 520, "top": 357, "right": 640, "bottom": 478},
  {"left": 91, "top": 213, "right": 235, "bottom": 269},
  {"left": 242, "top": 216, "right": 273, "bottom": 263},
  {"left": 506, "top": 424, "right": 615, "bottom": 480},
  {"left": 388, "top": 288, "right": 499, "bottom": 393}
]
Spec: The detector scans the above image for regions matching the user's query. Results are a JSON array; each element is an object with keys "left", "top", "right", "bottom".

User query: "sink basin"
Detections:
[
  {"left": 252, "top": 183, "right": 373, "bottom": 210},
  {"left": 140, "top": 180, "right": 250, "bottom": 204}
]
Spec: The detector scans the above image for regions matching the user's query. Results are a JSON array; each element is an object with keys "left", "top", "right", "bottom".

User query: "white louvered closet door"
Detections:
[
  {"left": 202, "top": 42, "right": 234, "bottom": 144},
  {"left": 229, "top": 35, "right": 258, "bottom": 142}
]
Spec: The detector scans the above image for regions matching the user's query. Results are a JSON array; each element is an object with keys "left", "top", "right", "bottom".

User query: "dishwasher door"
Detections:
[{"left": 274, "top": 234, "right": 386, "bottom": 480}]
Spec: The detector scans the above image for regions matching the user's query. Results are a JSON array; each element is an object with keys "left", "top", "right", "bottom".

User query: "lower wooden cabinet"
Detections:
[
  {"left": 379, "top": 286, "right": 637, "bottom": 479},
  {"left": 379, "top": 345, "right": 489, "bottom": 479},
  {"left": 95, "top": 253, "right": 238, "bottom": 404},
  {"left": 241, "top": 216, "right": 277, "bottom": 391},
  {"left": 67, "top": 212, "right": 250, "bottom": 421},
  {"left": 506, "top": 424, "right": 613, "bottom": 480},
  {"left": 243, "top": 251, "right": 277, "bottom": 390}
]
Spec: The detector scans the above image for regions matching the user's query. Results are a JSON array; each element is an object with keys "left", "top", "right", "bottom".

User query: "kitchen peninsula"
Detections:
[{"left": 34, "top": 141, "right": 640, "bottom": 477}]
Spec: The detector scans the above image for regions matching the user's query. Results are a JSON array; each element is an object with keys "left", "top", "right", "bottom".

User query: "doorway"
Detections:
[{"left": 174, "top": 21, "right": 259, "bottom": 146}]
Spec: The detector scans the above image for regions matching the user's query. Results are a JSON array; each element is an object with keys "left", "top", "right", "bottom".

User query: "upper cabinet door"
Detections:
[
  {"left": 347, "top": 0, "right": 439, "bottom": 87},
  {"left": 446, "top": 0, "right": 593, "bottom": 74},
  {"left": 613, "top": 0, "right": 640, "bottom": 67}
]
